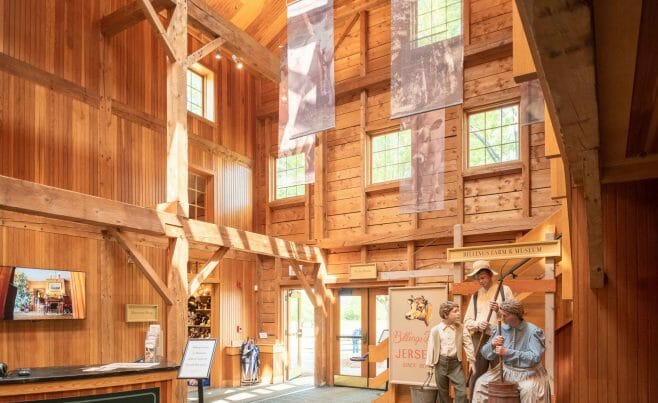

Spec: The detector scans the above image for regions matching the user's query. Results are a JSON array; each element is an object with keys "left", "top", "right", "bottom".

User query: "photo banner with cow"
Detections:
[{"left": 389, "top": 285, "right": 448, "bottom": 386}]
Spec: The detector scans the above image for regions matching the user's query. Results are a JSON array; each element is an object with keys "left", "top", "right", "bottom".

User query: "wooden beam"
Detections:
[
  {"left": 187, "top": 0, "right": 279, "bottom": 82},
  {"left": 335, "top": 13, "right": 360, "bottom": 52},
  {"left": 100, "top": 0, "right": 173, "bottom": 37},
  {"left": 601, "top": 154, "right": 658, "bottom": 184},
  {"left": 107, "top": 229, "right": 175, "bottom": 305},
  {"left": 334, "top": 0, "right": 388, "bottom": 21},
  {"left": 379, "top": 267, "right": 460, "bottom": 281},
  {"left": 101, "top": 0, "right": 279, "bottom": 82},
  {"left": 452, "top": 279, "right": 556, "bottom": 295},
  {"left": 0, "top": 52, "right": 100, "bottom": 107},
  {"left": 0, "top": 175, "right": 323, "bottom": 263},
  {"left": 318, "top": 215, "right": 544, "bottom": 249},
  {"left": 291, "top": 262, "right": 327, "bottom": 316},
  {"left": 137, "top": 0, "right": 178, "bottom": 61},
  {"left": 626, "top": 0, "right": 658, "bottom": 157},
  {"left": 186, "top": 36, "right": 225, "bottom": 67},
  {"left": 463, "top": 38, "right": 513, "bottom": 68},
  {"left": 188, "top": 247, "right": 229, "bottom": 295},
  {"left": 515, "top": 0, "right": 605, "bottom": 288},
  {"left": 335, "top": 67, "right": 389, "bottom": 98}
]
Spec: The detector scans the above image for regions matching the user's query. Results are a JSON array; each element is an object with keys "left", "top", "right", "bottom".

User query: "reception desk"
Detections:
[{"left": 0, "top": 362, "right": 178, "bottom": 402}]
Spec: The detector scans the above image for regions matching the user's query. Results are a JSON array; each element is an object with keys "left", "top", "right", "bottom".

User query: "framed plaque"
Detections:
[
  {"left": 178, "top": 339, "right": 217, "bottom": 379},
  {"left": 125, "top": 304, "right": 158, "bottom": 323}
]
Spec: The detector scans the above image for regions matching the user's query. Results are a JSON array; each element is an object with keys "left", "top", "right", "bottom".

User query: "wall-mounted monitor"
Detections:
[{"left": 0, "top": 266, "right": 86, "bottom": 320}]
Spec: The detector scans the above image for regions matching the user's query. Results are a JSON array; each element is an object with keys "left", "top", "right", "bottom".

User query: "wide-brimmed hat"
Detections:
[{"left": 466, "top": 260, "right": 499, "bottom": 278}]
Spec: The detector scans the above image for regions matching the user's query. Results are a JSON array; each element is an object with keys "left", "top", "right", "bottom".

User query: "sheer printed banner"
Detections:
[
  {"left": 520, "top": 79, "right": 545, "bottom": 125},
  {"left": 278, "top": 45, "right": 315, "bottom": 185},
  {"left": 400, "top": 109, "right": 446, "bottom": 213},
  {"left": 391, "top": 0, "right": 464, "bottom": 119},
  {"left": 285, "top": 0, "right": 335, "bottom": 140}
]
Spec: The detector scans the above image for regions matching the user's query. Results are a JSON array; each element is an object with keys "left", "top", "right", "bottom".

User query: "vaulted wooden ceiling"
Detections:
[{"left": 207, "top": 0, "right": 287, "bottom": 50}]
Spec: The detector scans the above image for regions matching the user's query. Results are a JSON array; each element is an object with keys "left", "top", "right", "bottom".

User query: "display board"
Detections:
[
  {"left": 389, "top": 285, "right": 448, "bottom": 386},
  {"left": 178, "top": 339, "right": 217, "bottom": 379}
]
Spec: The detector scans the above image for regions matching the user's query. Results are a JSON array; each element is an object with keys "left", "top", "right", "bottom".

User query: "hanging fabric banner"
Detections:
[
  {"left": 400, "top": 109, "right": 446, "bottom": 213},
  {"left": 520, "top": 79, "right": 545, "bottom": 125},
  {"left": 391, "top": 0, "right": 464, "bottom": 119},
  {"left": 285, "top": 0, "right": 335, "bottom": 140},
  {"left": 278, "top": 45, "right": 315, "bottom": 186}
]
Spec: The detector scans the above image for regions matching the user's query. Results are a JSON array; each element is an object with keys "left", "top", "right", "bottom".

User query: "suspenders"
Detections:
[{"left": 472, "top": 286, "right": 506, "bottom": 321}]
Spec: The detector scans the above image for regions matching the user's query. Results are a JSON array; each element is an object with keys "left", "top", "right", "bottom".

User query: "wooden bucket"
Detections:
[{"left": 487, "top": 381, "right": 520, "bottom": 403}]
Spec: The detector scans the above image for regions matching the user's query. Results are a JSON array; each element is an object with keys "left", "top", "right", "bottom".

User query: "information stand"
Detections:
[{"left": 178, "top": 339, "right": 217, "bottom": 403}]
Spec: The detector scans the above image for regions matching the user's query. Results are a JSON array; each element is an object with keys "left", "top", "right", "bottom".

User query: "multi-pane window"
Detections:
[
  {"left": 275, "top": 154, "right": 305, "bottom": 200},
  {"left": 188, "top": 172, "right": 207, "bottom": 221},
  {"left": 187, "top": 69, "right": 204, "bottom": 116},
  {"left": 468, "top": 105, "right": 519, "bottom": 168},
  {"left": 371, "top": 130, "right": 412, "bottom": 184},
  {"left": 415, "top": 0, "right": 462, "bottom": 47}
]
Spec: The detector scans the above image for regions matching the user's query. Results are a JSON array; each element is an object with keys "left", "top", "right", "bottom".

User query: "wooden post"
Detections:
[
  {"left": 544, "top": 227, "right": 556, "bottom": 394},
  {"left": 407, "top": 241, "right": 416, "bottom": 286},
  {"left": 163, "top": 2, "right": 189, "bottom": 401},
  {"left": 453, "top": 224, "right": 464, "bottom": 306}
]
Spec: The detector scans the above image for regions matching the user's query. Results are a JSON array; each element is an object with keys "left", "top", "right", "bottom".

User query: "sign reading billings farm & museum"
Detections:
[{"left": 446, "top": 240, "right": 561, "bottom": 262}]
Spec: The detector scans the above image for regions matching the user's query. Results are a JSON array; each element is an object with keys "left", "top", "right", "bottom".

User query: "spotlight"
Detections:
[
  {"left": 214, "top": 52, "right": 222, "bottom": 60},
  {"left": 231, "top": 54, "right": 244, "bottom": 69}
]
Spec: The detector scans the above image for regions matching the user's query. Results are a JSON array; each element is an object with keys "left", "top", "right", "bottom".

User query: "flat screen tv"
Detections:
[{"left": 0, "top": 266, "right": 86, "bottom": 320}]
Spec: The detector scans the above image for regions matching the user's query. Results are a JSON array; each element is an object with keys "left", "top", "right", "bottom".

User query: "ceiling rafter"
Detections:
[
  {"left": 515, "top": 0, "right": 604, "bottom": 288},
  {"left": 100, "top": 0, "right": 279, "bottom": 82}
]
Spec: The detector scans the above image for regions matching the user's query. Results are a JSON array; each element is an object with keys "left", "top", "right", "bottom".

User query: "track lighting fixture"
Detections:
[{"left": 231, "top": 54, "right": 244, "bottom": 70}]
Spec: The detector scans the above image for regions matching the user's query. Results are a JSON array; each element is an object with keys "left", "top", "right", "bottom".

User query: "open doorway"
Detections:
[{"left": 284, "top": 289, "right": 315, "bottom": 380}]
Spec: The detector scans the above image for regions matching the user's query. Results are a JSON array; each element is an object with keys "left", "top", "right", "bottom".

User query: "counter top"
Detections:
[{"left": 0, "top": 361, "right": 179, "bottom": 385}]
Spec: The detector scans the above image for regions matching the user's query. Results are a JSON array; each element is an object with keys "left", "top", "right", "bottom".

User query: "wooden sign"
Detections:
[
  {"left": 349, "top": 263, "right": 377, "bottom": 280},
  {"left": 125, "top": 304, "right": 159, "bottom": 323},
  {"left": 447, "top": 240, "right": 561, "bottom": 262}
]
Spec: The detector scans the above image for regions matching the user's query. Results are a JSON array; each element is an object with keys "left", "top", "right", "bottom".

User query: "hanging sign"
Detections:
[
  {"left": 348, "top": 263, "right": 377, "bottom": 280},
  {"left": 446, "top": 240, "right": 561, "bottom": 262}
]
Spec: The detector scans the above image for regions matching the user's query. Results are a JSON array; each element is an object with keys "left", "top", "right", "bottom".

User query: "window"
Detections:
[
  {"left": 414, "top": 0, "right": 462, "bottom": 47},
  {"left": 467, "top": 105, "right": 519, "bottom": 168},
  {"left": 275, "top": 154, "right": 306, "bottom": 200},
  {"left": 189, "top": 172, "right": 209, "bottom": 221},
  {"left": 371, "top": 130, "right": 412, "bottom": 184},
  {"left": 187, "top": 70, "right": 204, "bottom": 116},
  {"left": 186, "top": 64, "right": 215, "bottom": 121}
]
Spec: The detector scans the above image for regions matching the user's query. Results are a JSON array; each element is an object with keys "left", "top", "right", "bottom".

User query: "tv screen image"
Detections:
[{"left": 0, "top": 266, "right": 86, "bottom": 320}]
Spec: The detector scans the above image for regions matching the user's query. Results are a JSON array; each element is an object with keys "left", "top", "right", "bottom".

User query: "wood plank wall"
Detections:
[
  {"left": 254, "top": 0, "right": 558, "bottom": 286},
  {"left": 563, "top": 179, "right": 658, "bottom": 402},
  {"left": 0, "top": 0, "right": 258, "bottom": 382}
]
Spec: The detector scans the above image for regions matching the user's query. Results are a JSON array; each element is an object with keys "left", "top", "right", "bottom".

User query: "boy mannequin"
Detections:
[{"left": 426, "top": 301, "right": 476, "bottom": 403}]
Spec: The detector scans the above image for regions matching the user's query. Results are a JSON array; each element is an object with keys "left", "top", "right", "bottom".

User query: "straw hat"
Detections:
[{"left": 466, "top": 260, "right": 499, "bottom": 278}]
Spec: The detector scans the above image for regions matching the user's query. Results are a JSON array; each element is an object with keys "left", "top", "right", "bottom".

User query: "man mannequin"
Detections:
[
  {"left": 472, "top": 299, "right": 551, "bottom": 403},
  {"left": 425, "top": 301, "right": 476, "bottom": 403},
  {"left": 463, "top": 260, "right": 514, "bottom": 398}
]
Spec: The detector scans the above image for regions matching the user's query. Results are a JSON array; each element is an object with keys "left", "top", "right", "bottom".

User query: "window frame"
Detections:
[
  {"left": 187, "top": 63, "right": 215, "bottom": 123},
  {"left": 411, "top": 0, "right": 463, "bottom": 49},
  {"left": 270, "top": 152, "right": 307, "bottom": 204},
  {"left": 188, "top": 166, "right": 215, "bottom": 223},
  {"left": 363, "top": 125, "right": 414, "bottom": 193},
  {"left": 462, "top": 101, "right": 525, "bottom": 179}
]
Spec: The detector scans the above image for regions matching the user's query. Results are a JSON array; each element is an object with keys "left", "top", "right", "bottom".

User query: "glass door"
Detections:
[
  {"left": 285, "top": 289, "right": 302, "bottom": 380},
  {"left": 285, "top": 289, "right": 315, "bottom": 380},
  {"left": 334, "top": 288, "right": 390, "bottom": 388}
]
